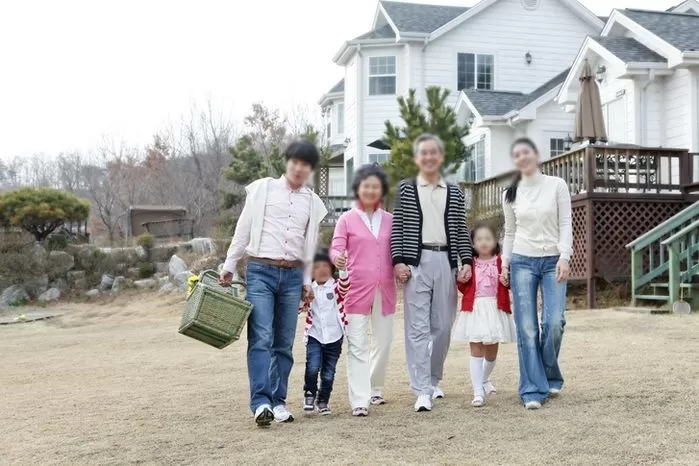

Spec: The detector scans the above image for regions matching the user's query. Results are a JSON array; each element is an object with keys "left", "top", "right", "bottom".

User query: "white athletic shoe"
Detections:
[
  {"left": 483, "top": 380, "right": 497, "bottom": 395},
  {"left": 432, "top": 386, "right": 445, "bottom": 400},
  {"left": 414, "top": 394, "right": 432, "bottom": 412},
  {"left": 471, "top": 395, "right": 485, "bottom": 407},
  {"left": 525, "top": 401, "right": 542, "bottom": 410},
  {"left": 254, "top": 404, "right": 274, "bottom": 426},
  {"left": 273, "top": 404, "right": 294, "bottom": 423},
  {"left": 549, "top": 387, "right": 561, "bottom": 397}
]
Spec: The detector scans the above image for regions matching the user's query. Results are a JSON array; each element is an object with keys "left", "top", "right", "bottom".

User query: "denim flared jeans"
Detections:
[{"left": 510, "top": 254, "right": 567, "bottom": 404}]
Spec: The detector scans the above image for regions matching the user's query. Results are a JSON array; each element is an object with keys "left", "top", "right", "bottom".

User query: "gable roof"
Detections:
[
  {"left": 379, "top": 1, "right": 469, "bottom": 33},
  {"left": 318, "top": 79, "right": 345, "bottom": 106},
  {"left": 352, "top": 23, "right": 396, "bottom": 40},
  {"left": 464, "top": 68, "right": 569, "bottom": 117},
  {"left": 328, "top": 79, "right": 344, "bottom": 94},
  {"left": 593, "top": 36, "right": 666, "bottom": 63},
  {"left": 622, "top": 9, "right": 699, "bottom": 52}
]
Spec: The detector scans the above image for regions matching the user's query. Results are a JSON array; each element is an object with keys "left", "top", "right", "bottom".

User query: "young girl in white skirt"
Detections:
[{"left": 453, "top": 224, "right": 516, "bottom": 407}]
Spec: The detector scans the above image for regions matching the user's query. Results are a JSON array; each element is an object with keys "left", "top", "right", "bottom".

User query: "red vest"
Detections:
[{"left": 457, "top": 255, "right": 511, "bottom": 314}]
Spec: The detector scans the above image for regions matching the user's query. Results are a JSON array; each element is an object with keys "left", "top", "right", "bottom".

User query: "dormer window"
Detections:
[
  {"left": 457, "top": 53, "right": 494, "bottom": 90},
  {"left": 369, "top": 56, "right": 396, "bottom": 95}
]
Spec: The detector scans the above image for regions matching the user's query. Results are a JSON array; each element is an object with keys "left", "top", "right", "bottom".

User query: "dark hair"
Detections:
[
  {"left": 284, "top": 140, "right": 320, "bottom": 169},
  {"left": 313, "top": 251, "right": 335, "bottom": 275},
  {"left": 471, "top": 224, "right": 501, "bottom": 257},
  {"left": 351, "top": 163, "right": 390, "bottom": 200},
  {"left": 504, "top": 137, "right": 539, "bottom": 204}
]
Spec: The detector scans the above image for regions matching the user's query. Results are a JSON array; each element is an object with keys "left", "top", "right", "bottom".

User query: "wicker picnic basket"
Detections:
[{"left": 178, "top": 270, "right": 253, "bottom": 349}]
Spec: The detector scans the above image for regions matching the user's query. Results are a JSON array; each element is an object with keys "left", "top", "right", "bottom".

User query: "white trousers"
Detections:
[{"left": 346, "top": 291, "right": 394, "bottom": 409}]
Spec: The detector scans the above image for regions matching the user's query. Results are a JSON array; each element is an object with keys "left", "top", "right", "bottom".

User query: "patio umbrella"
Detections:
[
  {"left": 367, "top": 139, "right": 391, "bottom": 150},
  {"left": 575, "top": 60, "right": 607, "bottom": 143}
]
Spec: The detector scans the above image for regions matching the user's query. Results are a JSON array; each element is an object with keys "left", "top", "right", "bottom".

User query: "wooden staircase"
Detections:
[{"left": 627, "top": 201, "right": 699, "bottom": 309}]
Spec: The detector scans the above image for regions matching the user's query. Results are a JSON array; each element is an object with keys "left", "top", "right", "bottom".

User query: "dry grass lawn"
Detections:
[{"left": 1, "top": 294, "right": 698, "bottom": 466}]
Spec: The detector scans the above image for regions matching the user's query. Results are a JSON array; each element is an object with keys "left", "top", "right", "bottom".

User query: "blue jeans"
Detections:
[
  {"left": 303, "top": 336, "right": 343, "bottom": 404},
  {"left": 510, "top": 254, "right": 567, "bottom": 404},
  {"left": 245, "top": 261, "right": 304, "bottom": 412}
]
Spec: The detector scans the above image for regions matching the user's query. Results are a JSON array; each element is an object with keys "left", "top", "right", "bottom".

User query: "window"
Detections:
[
  {"left": 337, "top": 103, "right": 344, "bottom": 134},
  {"left": 369, "top": 56, "right": 396, "bottom": 95},
  {"left": 328, "top": 167, "right": 344, "bottom": 196},
  {"left": 369, "top": 153, "right": 389, "bottom": 165},
  {"left": 457, "top": 53, "right": 494, "bottom": 91},
  {"left": 465, "top": 140, "right": 486, "bottom": 182},
  {"left": 550, "top": 138, "right": 566, "bottom": 157}
]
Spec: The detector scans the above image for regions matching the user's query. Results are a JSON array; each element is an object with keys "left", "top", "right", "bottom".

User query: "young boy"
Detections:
[{"left": 299, "top": 251, "right": 349, "bottom": 415}]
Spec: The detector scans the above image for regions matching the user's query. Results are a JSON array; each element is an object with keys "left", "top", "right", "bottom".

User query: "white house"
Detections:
[
  {"left": 556, "top": 5, "right": 699, "bottom": 156},
  {"left": 318, "top": 0, "right": 606, "bottom": 189}
]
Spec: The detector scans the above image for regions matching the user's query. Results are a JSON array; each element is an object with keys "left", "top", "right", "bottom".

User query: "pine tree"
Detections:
[{"left": 383, "top": 87, "right": 469, "bottom": 187}]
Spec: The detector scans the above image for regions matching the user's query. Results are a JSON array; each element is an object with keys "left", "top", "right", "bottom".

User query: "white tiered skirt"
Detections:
[{"left": 452, "top": 296, "right": 516, "bottom": 344}]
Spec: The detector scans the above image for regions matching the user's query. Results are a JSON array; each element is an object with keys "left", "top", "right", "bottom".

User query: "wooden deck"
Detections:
[{"left": 466, "top": 145, "right": 699, "bottom": 308}]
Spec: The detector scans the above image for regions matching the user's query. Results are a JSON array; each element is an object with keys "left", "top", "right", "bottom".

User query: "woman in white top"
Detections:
[{"left": 500, "top": 137, "right": 572, "bottom": 410}]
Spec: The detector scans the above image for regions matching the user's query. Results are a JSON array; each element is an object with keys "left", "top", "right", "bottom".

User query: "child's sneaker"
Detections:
[
  {"left": 317, "top": 401, "right": 331, "bottom": 415},
  {"left": 303, "top": 392, "right": 315, "bottom": 412},
  {"left": 483, "top": 380, "right": 496, "bottom": 395}
]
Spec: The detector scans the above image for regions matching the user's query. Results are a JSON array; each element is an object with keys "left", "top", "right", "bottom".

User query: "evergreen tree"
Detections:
[{"left": 383, "top": 87, "right": 469, "bottom": 186}]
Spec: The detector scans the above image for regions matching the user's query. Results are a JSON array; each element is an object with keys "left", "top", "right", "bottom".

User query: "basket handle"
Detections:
[{"left": 200, "top": 269, "right": 247, "bottom": 292}]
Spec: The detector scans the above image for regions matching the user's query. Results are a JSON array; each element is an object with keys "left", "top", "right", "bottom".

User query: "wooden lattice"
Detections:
[
  {"left": 569, "top": 204, "right": 588, "bottom": 279},
  {"left": 317, "top": 167, "right": 329, "bottom": 197},
  {"left": 591, "top": 200, "right": 688, "bottom": 280}
]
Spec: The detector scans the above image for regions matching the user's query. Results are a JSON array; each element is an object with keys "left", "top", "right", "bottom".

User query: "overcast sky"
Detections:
[{"left": 0, "top": 0, "right": 681, "bottom": 160}]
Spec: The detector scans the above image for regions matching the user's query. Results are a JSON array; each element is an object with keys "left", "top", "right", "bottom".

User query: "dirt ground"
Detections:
[{"left": 1, "top": 294, "right": 698, "bottom": 466}]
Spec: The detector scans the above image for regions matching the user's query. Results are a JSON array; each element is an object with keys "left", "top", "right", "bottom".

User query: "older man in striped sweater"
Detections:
[{"left": 391, "top": 133, "right": 472, "bottom": 413}]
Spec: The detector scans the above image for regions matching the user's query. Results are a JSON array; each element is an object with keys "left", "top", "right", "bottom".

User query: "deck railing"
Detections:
[
  {"left": 467, "top": 145, "right": 692, "bottom": 219},
  {"left": 321, "top": 196, "right": 354, "bottom": 226}
]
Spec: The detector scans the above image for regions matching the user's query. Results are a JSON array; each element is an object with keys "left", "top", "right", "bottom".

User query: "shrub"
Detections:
[
  {"left": 138, "top": 262, "right": 156, "bottom": 279},
  {"left": 318, "top": 227, "right": 335, "bottom": 249},
  {"left": 47, "top": 234, "right": 69, "bottom": 251},
  {"left": 136, "top": 233, "right": 155, "bottom": 249}
]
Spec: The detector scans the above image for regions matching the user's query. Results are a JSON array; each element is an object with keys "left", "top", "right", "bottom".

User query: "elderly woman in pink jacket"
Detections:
[{"left": 331, "top": 163, "right": 397, "bottom": 417}]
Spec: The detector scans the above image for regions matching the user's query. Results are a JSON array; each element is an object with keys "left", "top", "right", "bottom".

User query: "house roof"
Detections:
[
  {"left": 464, "top": 68, "right": 570, "bottom": 117},
  {"left": 380, "top": 1, "right": 469, "bottom": 33},
  {"left": 352, "top": 23, "right": 396, "bottom": 40},
  {"left": 593, "top": 36, "right": 667, "bottom": 62},
  {"left": 622, "top": 9, "right": 699, "bottom": 51},
  {"left": 327, "top": 79, "right": 344, "bottom": 94}
]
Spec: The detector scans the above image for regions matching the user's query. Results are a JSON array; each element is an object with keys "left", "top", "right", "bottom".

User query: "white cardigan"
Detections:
[{"left": 222, "top": 177, "right": 328, "bottom": 284}]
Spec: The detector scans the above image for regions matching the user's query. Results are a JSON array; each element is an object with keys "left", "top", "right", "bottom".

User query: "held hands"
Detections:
[
  {"left": 335, "top": 250, "right": 348, "bottom": 271},
  {"left": 499, "top": 266, "right": 509, "bottom": 287},
  {"left": 394, "top": 263, "right": 411, "bottom": 284},
  {"left": 303, "top": 285, "right": 314, "bottom": 303},
  {"left": 556, "top": 259, "right": 570, "bottom": 283},
  {"left": 457, "top": 265, "right": 472, "bottom": 284}
]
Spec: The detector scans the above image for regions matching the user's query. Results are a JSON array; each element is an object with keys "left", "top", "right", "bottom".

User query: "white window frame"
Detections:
[
  {"left": 466, "top": 140, "right": 486, "bottom": 182},
  {"left": 457, "top": 53, "right": 495, "bottom": 91},
  {"left": 337, "top": 103, "right": 344, "bottom": 135},
  {"left": 368, "top": 153, "right": 390, "bottom": 165},
  {"left": 368, "top": 56, "right": 397, "bottom": 96},
  {"left": 550, "top": 138, "right": 566, "bottom": 157}
]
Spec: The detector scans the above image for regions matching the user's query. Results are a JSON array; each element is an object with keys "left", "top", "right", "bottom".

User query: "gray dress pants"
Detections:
[{"left": 403, "top": 250, "right": 458, "bottom": 397}]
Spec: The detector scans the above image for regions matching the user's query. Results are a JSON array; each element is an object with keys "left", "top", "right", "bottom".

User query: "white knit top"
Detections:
[{"left": 502, "top": 172, "right": 573, "bottom": 265}]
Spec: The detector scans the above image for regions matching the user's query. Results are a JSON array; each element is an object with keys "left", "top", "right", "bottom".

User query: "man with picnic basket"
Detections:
[{"left": 219, "top": 140, "right": 328, "bottom": 427}]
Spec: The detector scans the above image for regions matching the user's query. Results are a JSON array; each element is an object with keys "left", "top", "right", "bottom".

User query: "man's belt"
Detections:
[
  {"left": 248, "top": 257, "right": 304, "bottom": 268},
  {"left": 422, "top": 245, "right": 449, "bottom": 252}
]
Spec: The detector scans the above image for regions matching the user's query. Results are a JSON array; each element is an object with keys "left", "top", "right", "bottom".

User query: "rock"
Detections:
[
  {"left": 0, "top": 275, "right": 12, "bottom": 293},
  {"left": 29, "top": 243, "right": 49, "bottom": 269},
  {"left": 25, "top": 275, "right": 49, "bottom": 298},
  {"left": 126, "top": 267, "right": 140, "bottom": 278},
  {"left": 0, "top": 285, "right": 29, "bottom": 306},
  {"left": 111, "top": 276, "right": 127, "bottom": 293},
  {"left": 47, "top": 251, "right": 75, "bottom": 278},
  {"left": 174, "top": 270, "right": 193, "bottom": 287},
  {"left": 156, "top": 262, "right": 169, "bottom": 274},
  {"left": 133, "top": 279, "right": 157, "bottom": 289},
  {"left": 151, "top": 245, "right": 178, "bottom": 262},
  {"left": 99, "top": 274, "right": 115, "bottom": 291},
  {"left": 100, "top": 247, "right": 141, "bottom": 267},
  {"left": 168, "top": 255, "right": 188, "bottom": 278},
  {"left": 49, "top": 278, "right": 68, "bottom": 291},
  {"left": 136, "top": 246, "right": 148, "bottom": 260},
  {"left": 38, "top": 287, "right": 61, "bottom": 302},
  {"left": 158, "top": 276, "right": 170, "bottom": 286},
  {"left": 85, "top": 289, "right": 100, "bottom": 298},
  {"left": 189, "top": 237, "right": 216, "bottom": 255},
  {"left": 190, "top": 255, "right": 222, "bottom": 274},
  {"left": 159, "top": 283, "right": 177, "bottom": 294}
]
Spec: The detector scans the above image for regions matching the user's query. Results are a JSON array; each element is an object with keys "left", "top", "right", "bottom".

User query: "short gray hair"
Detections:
[{"left": 413, "top": 133, "right": 445, "bottom": 156}]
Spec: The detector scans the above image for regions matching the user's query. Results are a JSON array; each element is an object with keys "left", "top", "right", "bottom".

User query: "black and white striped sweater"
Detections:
[{"left": 390, "top": 178, "right": 472, "bottom": 269}]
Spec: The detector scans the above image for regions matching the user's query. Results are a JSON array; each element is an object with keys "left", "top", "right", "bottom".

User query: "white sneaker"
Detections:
[
  {"left": 549, "top": 387, "right": 561, "bottom": 397},
  {"left": 432, "top": 386, "right": 445, "bottom": 400},
  {"left": 471, "top": 395, "right": 485, "bottom": 407},
  {"left": 483, "top": 380, "right": 496, "bottom": 395},
  {"left": 254, "top": 404, "right": 274, "bottom": 426},
  {"left": 273, "top": 404, "right": 294, "bottom": 423},
  {"left": 414, "top": 394, "right": 432, "bottom": 412},
  {"left": 525, "top": 400, "right": 542, "bottom": 410}
]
